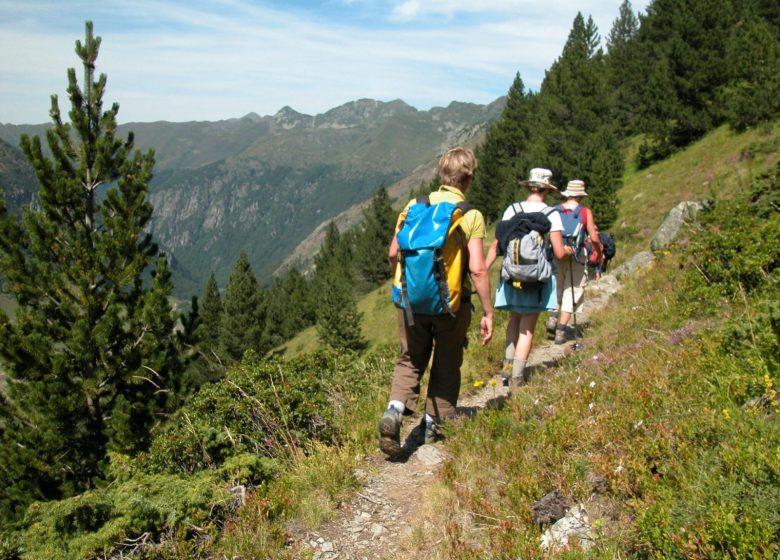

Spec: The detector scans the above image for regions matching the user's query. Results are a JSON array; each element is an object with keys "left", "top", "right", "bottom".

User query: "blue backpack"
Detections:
[
  {"left": 392, "top": 196, "right": 472, "bottom": 325},
  {"left": 556, "top": 204, "right": 587, "bottom": 260}
]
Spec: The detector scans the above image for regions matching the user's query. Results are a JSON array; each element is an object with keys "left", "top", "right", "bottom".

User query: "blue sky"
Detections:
[{"left": 0, "top": 0, "right": 649, "bottom": 124}]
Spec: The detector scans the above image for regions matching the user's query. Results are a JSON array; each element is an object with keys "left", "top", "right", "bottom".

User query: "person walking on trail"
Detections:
[
  {"left": 379, "top": 146, "right": 494, "bottom": 458},
  {"left": 486, "top": 168, "right": 570, "bottom": 388},
  {"left": 546, "top": 179, "right": 602, "bottom": 345}
]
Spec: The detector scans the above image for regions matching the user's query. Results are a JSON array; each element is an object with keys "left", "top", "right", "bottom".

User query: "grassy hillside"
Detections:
[
  {"left": 272, "top": 123, "right": 780, "bottom": 557},
  {"left": 203, "top": 122, "right": 778, "bottom": 558},
  {"left": 5, "top": 123, "right": 778, "bottom": 559},
  {"left": 284, "top": 123, "right": 780, "bottom": 357},
  {"left": 614, "top": 123, "right": 780, "bottom": 264}
]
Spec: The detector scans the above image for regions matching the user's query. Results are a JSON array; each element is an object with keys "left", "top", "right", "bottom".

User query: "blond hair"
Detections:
[{"left": 438, "top": 146, "right": 477, "bottom": 189}]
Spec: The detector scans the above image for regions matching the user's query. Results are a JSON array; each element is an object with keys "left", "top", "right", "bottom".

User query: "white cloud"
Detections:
[{"left": 0, "top": 0, "right": 650, "bottom": 124}]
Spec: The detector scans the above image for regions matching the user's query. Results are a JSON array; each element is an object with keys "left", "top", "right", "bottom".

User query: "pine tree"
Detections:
[
  {"left": 633, "top": 0, "right": 740, "bottom": 161},
  {"left": 314, "top": 221, "right": 347, "bottom": 275},
  {"left": 200, "top": 272, "right": 224, "bottom": 348},
  {"left": 220, "top": 252, "right": 267, "bottom": 362},
  {"left": 720, "top": 15, "right": 780, "bottom": 131},
  {"left": 355, "top": 185, "right": 395, "bottom": 285},
  {"left": 197, "top": 272, "right": 223, "bottom": 364},
  {"left": 311, "top": 220, "right": 365, "bottom": 352},
  {"left": 281, "top": 266, "right": 315, "bottom": 333},
  {"left": 316, "top": 265, "right": 367, "bottom": 353},
  {"left": 263, "top": 277, "right": 289, "bottom": 350},
  {"left": 606, "top": 0, "right": 642, "bottom": 136},
  {"left": 469, "top": 74, "right": 537, "bottom": 222},
  {"left": 536, "top": 13, "right": 623, "bottom": 229},
  {"left": 0, "top": 22, "right": 183, "bottom": 523}
]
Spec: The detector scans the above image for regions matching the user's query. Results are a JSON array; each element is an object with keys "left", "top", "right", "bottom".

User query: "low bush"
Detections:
[
  {"left": 21, "top": 453, "right": 276, "bottom": 560},
  {"left": 143, "top": 351, "right": 340, "bottom": 474},
  {"left": 681, "top": 161, "right": 780, "bottom": 307}
]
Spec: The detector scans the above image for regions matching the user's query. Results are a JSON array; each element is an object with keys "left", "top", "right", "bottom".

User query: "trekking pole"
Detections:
[{"left": 569, "top": 254, "right": 581, "bottom": 351}]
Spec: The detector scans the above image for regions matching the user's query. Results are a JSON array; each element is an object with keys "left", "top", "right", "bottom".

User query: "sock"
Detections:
[
  {"left": 556, "top": 325, "right": 566, "bottom": 332},
  {"left": 512, "top": 359, "right": 527, "bottom": 379},
  {"left": 504, "top": 341, "right": 515, "bottom": 362},
  {"left": 388, "top": 401, "right": 405, "bottom": 415}
]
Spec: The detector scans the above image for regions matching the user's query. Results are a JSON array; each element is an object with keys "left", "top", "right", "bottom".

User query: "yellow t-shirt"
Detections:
[{"left": 395, "top": 185, "right": 486, "bottom": 241}]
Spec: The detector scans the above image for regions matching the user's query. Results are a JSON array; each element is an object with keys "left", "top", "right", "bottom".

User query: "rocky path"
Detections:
[{"left": 291, "top": 274, "right": 623, "bottom": 560}]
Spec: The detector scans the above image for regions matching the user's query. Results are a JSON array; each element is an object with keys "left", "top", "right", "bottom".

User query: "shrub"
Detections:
[
  {"left": 681, "top": 162, "right": 780, "bottom": 307},
  {"left": 143, "top": 351, "right": 339, "bottom": 474}
]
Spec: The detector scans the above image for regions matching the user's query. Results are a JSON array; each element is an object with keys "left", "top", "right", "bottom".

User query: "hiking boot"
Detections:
[
  {"left": 554, "top": 327, "right": 568, "bottom": 345},
  {"left": 546, "top": 315, "right": 558, "bottom": 335},
  {"left": 378, "top": 407, "right": 402, "bottom": 457},
  {"left": 511, "top": 375, "right": 526, "bottom": 389},
  {"left": 411, "top": 418, "right": 441, "bottom": 445}
]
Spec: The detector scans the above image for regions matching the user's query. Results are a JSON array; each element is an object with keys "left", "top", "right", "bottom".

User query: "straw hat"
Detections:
[
  {"left": 561, "top": 179, "right": 588, "bottom": 198},
  {"left": 519, "top": 168, "right": 558, "bottom": 191}
]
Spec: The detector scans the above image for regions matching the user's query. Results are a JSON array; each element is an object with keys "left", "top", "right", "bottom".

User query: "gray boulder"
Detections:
[
  {"left": 612, "top": 251, "right": 654, "bottom": 279},
  {"left": 650, "top": 200, "right": 709, "bottom": 252}
]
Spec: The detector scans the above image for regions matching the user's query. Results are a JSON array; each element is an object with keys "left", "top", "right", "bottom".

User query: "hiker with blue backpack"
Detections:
[
  {"left": 546, "top": 179, "right": 602, "bottom": 345},
  {"left": 379, "top": 146, "right": 494, "bottom": 458},
  {"left": 486, "top": 168, "right": 571, "bottom": 388}
]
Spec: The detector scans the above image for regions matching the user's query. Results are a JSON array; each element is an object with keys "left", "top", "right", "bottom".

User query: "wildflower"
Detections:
[
  {"left": 764, "top": 374, "right": 774, "bottom": 391},
  {"left": 722, "top": 408, "right": 731, "bottom": 420},
  {"left": 473, "top": 380, "right": 485, "bottom": 389},
  {"left": 589, "top": 381, "right": 596, "bottom": 388},
  {"left": 489, "top": 378, "right": 498, "bottom": 387}
]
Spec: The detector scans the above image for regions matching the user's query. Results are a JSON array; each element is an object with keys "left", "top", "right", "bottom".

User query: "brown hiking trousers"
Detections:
[{"left": 389, "top": 301, "right": 471, "bottom": 420}]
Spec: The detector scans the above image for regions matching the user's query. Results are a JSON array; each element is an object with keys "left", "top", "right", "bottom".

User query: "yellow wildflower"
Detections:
[
  {"left": 722, "top": 408, "right": 731, "bottom": 420},
  {"left": 489, "top": 378, "right": 498, "bottom": 387},
  {"left": 473, "top": 380, "right": 485, "bottom": 388}
]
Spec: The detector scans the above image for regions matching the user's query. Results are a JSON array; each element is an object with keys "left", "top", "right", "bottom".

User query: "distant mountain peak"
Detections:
[
  {"left": 315, "top": 98, "right": 414, "bottom": 129},
  {"left": 273, "top": 106, "right": 311, "bottom": 129}
]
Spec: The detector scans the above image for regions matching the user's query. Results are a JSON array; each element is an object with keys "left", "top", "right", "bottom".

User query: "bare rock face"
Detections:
[
  {"left": 612, "top": 251, "right": 654, "bottom": 279},
  {"left": 650, "top": 200, "right": 709, "bottom": 251}
]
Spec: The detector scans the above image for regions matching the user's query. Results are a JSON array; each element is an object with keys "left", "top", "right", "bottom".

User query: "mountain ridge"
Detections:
[{"left": 0, "top": 97, "right": 504, "bottom": 294}]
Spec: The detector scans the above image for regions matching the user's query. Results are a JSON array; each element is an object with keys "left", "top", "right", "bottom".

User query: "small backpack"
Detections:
[
  {"left": 496, "top": 203, "right": 555, "bottom": 289},
  {"left": 600, "top": 232, "right": 616, "bottom": 260},
  {"left": 556, "top": 204, "right": 588, "bottom": 261},
  {"left": 392, "top": 196, "right": 472, "bottom": 325},
  {"left": 586, "top": 232, "right": 616, "bottom": 269}
]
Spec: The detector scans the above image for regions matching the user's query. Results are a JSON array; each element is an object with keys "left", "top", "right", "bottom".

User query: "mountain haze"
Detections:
[
  {"left": 1, "top": 98, "right": 503, "bottom": 294},
  {"left": 0, "top": 138, "right": 36, "bottom": 213}
]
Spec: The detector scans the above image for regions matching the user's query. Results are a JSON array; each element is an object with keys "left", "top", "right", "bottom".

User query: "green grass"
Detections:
[
  {"left": 274, "top": 122, "right": 780, "bottom": 558},
  {"left": 614, "top": 122, "right": 780, "bottom": 266},
  {"left": 285, "top": 123, "right": 780, "bottom": 358},
  {"left": 7, "top": 122, "right": 779, "bottom": 558}
]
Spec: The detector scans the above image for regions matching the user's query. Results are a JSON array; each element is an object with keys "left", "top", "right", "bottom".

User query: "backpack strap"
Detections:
[
  {"left": 397, "top": 252, "right": 415, "bottom": 326},
  {"left": 455, "top": 202, "right": 474, "bottom": 295}
]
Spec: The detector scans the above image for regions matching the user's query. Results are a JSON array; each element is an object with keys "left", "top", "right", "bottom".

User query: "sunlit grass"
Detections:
[{"left": 249, "top": 123, "right": 780, "bottom": 558}]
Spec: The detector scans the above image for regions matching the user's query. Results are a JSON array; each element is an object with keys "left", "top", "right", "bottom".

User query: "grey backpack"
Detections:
[{"left": 500, "top": 204, "right": 555, "bottom": 288}]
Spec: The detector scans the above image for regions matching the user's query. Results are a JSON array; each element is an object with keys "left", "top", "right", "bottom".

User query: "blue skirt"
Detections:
[{"left": 494, "top": 274, "right": 559, "bottom": 314}]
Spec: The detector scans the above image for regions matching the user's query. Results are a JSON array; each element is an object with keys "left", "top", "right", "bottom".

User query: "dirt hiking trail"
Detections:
[{"left": 291, "top": 273, "right": 623, "bottom": 559}]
